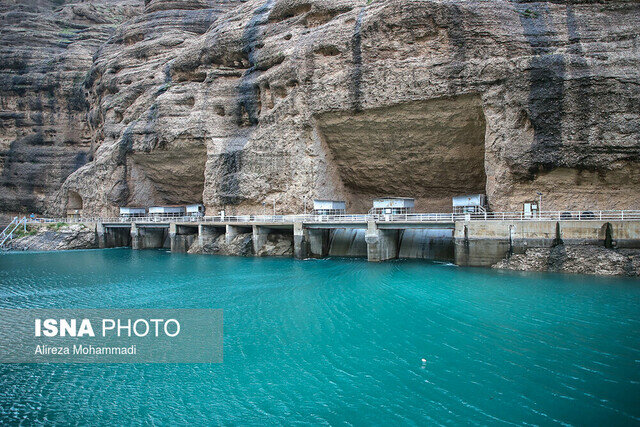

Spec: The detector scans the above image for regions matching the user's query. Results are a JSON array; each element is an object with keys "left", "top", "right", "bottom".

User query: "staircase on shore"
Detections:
[{"left": 0, "top": 217, "right": 27, "bottom": 249}]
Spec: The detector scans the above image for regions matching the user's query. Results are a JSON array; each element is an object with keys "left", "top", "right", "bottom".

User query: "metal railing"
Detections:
[
  {"left": 1, "top": 216, "right": 26, "bottom": 248},
  {"left": 22, "top": 210, "right": 640, "bottom": 226}
]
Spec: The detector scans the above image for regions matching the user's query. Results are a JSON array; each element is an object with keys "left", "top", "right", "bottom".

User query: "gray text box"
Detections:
[{"left": 0, "top": 309, "right": 223, "bottom": 363}]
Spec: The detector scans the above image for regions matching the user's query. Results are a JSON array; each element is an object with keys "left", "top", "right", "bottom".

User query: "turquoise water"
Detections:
[{"left": 0, "top": 249, "right": 638, "bottom": 425}]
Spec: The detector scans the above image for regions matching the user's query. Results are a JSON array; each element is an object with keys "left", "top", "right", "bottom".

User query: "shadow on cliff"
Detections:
[
  {"left": 518, "top": 2, "right": 596, "bottom": 177},
  {"left": 519, "top": 2, "right": 566, "bottom": 174},
  {"left": 219, "top": 0, "right": 275, "bottom": 206}
]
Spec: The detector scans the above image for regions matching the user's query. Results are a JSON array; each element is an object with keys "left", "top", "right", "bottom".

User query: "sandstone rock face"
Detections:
[
  {"left": 1, "top": 0, "right": 639, "bottom": 216},
  {"left": 493, "top": 244, "right": 640, "bottom": 276},
  {"left": 7, "top": 224, "right": 98, "bottom": 251},
  {"left": 0, "top": 0, "right": 141, "bottom": 213}
]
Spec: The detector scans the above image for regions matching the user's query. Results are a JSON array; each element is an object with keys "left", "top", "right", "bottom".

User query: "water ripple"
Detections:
[{"left": 0, "top": 250, "right": 638, "bottom": 424}]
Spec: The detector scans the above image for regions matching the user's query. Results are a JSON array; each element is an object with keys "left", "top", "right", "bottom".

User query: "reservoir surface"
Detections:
[{"left": 0, "top": 249, "right": 638, "bottom": 424}]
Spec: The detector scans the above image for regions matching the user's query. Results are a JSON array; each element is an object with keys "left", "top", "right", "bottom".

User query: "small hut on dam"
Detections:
[
  {"left": 119, "top": 207, "right": 147, "bottom": 218},
  {"left": 313, "top": 200, "right": 346, "bottom": 216},
  {"left": 148, "top": 206, "right": 186, "bottom": 218},
  {"left": 371, "top": 197, "right": 415, "bottom": 215},
  {"left": 186, "top": 204, "right": 205, "bottom": 217},
  {"left": 452, "top": 194, "right": 487, "bottom": 214}
]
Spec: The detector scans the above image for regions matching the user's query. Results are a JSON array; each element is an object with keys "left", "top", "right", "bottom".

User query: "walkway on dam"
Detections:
[{"left": 25, "top": 209, "right": 640, "bottom": 227}]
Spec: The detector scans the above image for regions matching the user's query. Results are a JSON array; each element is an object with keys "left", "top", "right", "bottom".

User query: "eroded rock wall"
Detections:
[
  {"left": 0, "top": 0, "right": 140, "bottom": 213},
  {"left": 1, "top": 0, "right": 639, "bottom": 215}
]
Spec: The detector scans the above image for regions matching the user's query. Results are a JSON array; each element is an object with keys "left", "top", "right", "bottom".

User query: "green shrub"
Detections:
[
  {"left": 12, "top": 226, "right": 38, "bottom": 239},
  {"left": 48, "top": 222, "right": 68, "bottom": 231}
]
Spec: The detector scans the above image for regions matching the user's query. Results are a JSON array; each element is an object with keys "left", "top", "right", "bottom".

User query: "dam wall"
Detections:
[
  {"left": 170, "top": 224, "right": 198, "bottom": 253},
  {"left": 454, "top": 220, "right": 640, "bottom": 267},
  {"left": 95, "top": 219, "right": 640, "bottom": 267},
  {"left": 97, "top": 223, "right": 131, "bottom": 248}
]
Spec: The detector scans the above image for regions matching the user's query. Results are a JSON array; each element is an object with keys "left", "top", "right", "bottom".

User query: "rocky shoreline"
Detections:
[
  {"left": 493, "top": 245, "right": 640, "bottom": 277},
  {"left": 6, "top": 224, "right": 97, "bottom": 251},
  {"left": 7, "top": 226, "right": 294, "bottom": 257}
]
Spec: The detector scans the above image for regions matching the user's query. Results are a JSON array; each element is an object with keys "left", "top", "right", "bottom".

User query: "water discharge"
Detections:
[
  {"left": 0, "top": 249, "right": 638, "bottom": 424},
  {"left": 328, "top": 228, "right": 367, "bottom": 257}
]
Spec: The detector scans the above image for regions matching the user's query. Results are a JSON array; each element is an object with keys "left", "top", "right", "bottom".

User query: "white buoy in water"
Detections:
[{"left": 421, "top": 358, "right": 427, "bottom": 363}]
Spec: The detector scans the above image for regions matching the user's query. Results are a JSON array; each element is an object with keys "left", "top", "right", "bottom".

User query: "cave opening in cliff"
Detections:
[
  {"left": 315, "top": 95, "right": 487, "bottom": 212},
  {"left": 67, "top": 191, "right": 83, "bottom": 211},
  {"left": 127, "top": 142, "right": 207, "bottom": 207}
]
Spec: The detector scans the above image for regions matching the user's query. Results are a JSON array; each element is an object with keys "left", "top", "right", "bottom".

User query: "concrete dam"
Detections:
[{"left": 90, "top": 215, "right": 640, "bottom": 267}]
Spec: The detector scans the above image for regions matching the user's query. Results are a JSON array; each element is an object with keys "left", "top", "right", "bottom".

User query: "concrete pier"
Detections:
[
  {"left": 365, "top": 220, "right": 399, "bottom": 262},
  {"left": 252, "top": 225, "right": 269, "bottom": 255},
  {"left": 131, "top": 223, "right": 168, "bottom": 250},
  {"left": 293, "top": 222, "right": 307, "bottom": 259},
  {"left": 131, "top": 223, "right": 141, "bottom": 250},
  {"left": 170, "top": 224, "right": 198, "bottom": 253},
  {"left": 97, "top": 222, "right": 106, "bottom": 249}
]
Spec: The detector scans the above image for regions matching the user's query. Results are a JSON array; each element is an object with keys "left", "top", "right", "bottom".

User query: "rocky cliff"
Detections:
[
  {"left": 1, "top": 0, "right": 639, "bottom": 216},
  {"left": 0, "top": 0, "right": 140, "bottom": 213}
]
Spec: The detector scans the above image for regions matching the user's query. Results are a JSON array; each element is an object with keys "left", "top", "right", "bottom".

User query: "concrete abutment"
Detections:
[
  {"left": 454, "top": 220, "right": 640, "bottom": 267},
  {"left": 365, "top": 221, "right": 399, "bottom": 262}
]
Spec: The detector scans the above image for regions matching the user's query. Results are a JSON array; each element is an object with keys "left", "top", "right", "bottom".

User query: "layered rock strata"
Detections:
[
  {"left": 0, "top": 0, "right": 140, "bottom": 213},
  {"left": 0, "top": 0, "right": 638, "bottom": 216}
]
